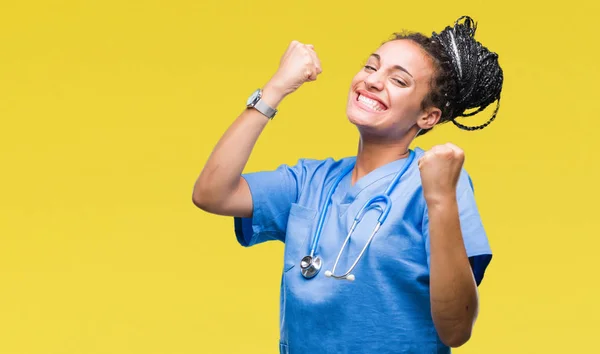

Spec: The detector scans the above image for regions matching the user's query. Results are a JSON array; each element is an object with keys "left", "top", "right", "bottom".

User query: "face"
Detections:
[{"left": 346, "top": 39, "right": 440, "bottom": 139}]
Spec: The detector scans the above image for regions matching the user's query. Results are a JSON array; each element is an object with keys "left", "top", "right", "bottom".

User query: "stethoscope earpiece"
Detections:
[{"left": 324, "top": 270, "right": 356, "bottom": 281}]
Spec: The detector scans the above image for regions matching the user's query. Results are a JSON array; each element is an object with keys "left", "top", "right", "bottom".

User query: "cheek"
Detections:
[
  {"left": 393, "top": 88, "right": 424, "bottom": 112},
  {"left": 347, "top": 75, "right": 363, "bottom": 101},
  {"left": 350, "top": 72, "right": 365, "bottom": 89}
]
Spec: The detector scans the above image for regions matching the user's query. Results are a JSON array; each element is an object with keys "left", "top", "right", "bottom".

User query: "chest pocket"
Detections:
[{"left": 283, "top": 203, "right": 317, "bottom": 272}]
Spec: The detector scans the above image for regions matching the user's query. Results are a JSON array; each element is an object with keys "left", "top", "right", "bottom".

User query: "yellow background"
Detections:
[{"left": 1, "top": 0, "right": 598, "bottom": 353}]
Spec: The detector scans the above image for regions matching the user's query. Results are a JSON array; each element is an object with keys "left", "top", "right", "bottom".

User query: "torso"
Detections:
[{"left": 278, "top": 148, "right": 449, "bottom": 353}]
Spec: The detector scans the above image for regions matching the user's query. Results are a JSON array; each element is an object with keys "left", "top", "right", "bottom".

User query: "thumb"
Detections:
[{"left": 417, "top": 156, "right": 425, "bottom": 169}]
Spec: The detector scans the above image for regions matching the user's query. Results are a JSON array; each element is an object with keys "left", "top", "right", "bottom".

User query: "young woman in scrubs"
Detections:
[{"left": 192, "top": 16, "right": 503, "bottom": 353}]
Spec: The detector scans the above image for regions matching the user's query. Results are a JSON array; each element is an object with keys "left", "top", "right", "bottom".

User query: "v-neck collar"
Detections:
[
  {"left": 331, "top": 148, "right": 423, "bottom": 219},
  {"left": 339, "top": 154, "right": 412, "bottom": 205}
]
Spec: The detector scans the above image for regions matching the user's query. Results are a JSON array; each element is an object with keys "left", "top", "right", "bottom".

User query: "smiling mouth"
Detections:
[{"left": 356, "top": 93, "right": 387, "bottom": 112}]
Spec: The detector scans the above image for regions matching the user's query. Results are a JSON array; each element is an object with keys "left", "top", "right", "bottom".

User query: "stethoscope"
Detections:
[{"left": 299, "top": 149, "right": 417, "bottom": 282}]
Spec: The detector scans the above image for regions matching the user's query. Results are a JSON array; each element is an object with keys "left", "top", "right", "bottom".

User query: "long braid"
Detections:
[
  {"left": 431, "top": 16, "right": 504, "bottom": 131},
  {"left": 451, "top": 98, "right": 501, "bottom": 131},
  {"left": 389, "top": 16, "right": 504, "bottom": 135}
]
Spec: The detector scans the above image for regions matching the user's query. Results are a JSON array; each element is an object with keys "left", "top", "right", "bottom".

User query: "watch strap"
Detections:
[{"left": 254, "top": 98, "right": 277, "bottom": 119}]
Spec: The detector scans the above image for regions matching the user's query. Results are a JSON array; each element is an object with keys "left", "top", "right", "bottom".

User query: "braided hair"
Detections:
[{"left": 390, "top": 16, "right": 503, "bottom": 135}]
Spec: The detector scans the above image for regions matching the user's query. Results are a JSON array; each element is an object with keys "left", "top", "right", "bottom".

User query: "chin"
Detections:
[{"left": 346, "top": 107, "right": 400, "bottom": 141}]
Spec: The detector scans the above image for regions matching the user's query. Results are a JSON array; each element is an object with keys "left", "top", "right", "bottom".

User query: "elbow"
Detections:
[
  {"left": 439, "top": 327, "right": 472, "bottom": 348},
  {"left": 192, "top": 183, "right": 216, "bottom": 212},
  {"left": 192, "top": 192, "right": 209, "bottom": 211},
  {"left": 192, "top": 176, "right": 238, "bottom": 214}
]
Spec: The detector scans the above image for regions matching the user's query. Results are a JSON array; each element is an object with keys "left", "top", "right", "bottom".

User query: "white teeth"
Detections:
[{"left": 358, "top": 94, "right": 385, "bottom": 111}]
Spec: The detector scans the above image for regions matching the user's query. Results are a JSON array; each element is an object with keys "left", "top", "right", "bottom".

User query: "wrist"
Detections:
[
  {"left": 425, "top": 193, "right": 457, "bottom": 210},
  {"left": 262, "top": 82, "right": 287, "bottom": 108}
]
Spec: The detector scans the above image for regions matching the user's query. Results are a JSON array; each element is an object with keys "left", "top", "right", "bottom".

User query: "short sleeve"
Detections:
[
  {"left": 233, "top": 160, "right": 306, "bottom": 248},
  {"left": 422, "top": 169, "right": 493, "bottom": 286}
]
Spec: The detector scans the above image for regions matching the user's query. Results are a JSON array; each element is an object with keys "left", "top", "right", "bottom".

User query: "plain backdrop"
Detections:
[{"left": 1, "top": 1, "right": 598, "bottom": 353}]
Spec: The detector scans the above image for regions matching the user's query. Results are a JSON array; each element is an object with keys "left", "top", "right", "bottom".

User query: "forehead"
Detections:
[{"left": 372, "top": 40, "right": 435, "bottom": 81}]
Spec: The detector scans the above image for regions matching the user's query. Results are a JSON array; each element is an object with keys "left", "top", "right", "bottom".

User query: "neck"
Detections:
[{"left": 351, "top": 131, "right": 417, "bottom": 186}]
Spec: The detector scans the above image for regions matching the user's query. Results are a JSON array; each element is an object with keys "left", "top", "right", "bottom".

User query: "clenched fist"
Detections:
[
  {"left": 265, "top": 40, "right": 323, "bottom": 99},
  {"left": 418, "top": 143, "right": 465, "bottom": 205}
]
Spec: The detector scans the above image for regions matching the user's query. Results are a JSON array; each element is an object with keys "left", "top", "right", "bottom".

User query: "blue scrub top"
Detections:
[{"left": 233, "top": 147, "right": 492, "bottom": 354}]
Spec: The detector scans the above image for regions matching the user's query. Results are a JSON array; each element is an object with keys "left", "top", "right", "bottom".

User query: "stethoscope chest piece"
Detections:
[{"left": 300, "top": 255, "right": 322, "bottom": 279}]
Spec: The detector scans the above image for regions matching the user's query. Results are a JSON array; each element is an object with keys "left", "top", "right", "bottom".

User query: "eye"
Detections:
[
  {"left": 364, "top": 65, "right": 376, "bottom": 72},
  {"left": 392, "top": 78, "right": 407, "bottom": 86}
]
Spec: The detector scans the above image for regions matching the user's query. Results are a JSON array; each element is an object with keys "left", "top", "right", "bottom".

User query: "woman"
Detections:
[{"left": 193, "top": 16, "right": 503, "bottom": 354}]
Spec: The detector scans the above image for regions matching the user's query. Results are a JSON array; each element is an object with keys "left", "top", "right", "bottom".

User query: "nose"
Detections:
[{"left": 364, "top": 72, "right": 384, "bottom": 91}]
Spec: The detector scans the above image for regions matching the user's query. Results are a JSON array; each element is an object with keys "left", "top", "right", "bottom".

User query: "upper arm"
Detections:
[
  {"left": 423, "top": 169, "right": 492, "bottom": 285},
  {"left": 233, "top": 160, "right": 309, "bottom": 247},
  {"left": 192, "top": 176, "right": 254, "bottom": 218},
  {"left": 454, "top": 171, "right": 492, "bottom": 260},
  {"left": 211, "top": 176, "right": 254, "bottom": 218}
]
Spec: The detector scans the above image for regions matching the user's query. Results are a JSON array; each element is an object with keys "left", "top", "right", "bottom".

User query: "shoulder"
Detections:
[
  {"left": 295, "top": 155, "right": 355, "bottom": 167},
  {"left": 288, "top": 156, "right": 356, "bottom": 196},
  {"left": 288, "top": 156, "right": 356, "bottom": 176},
  {"left": 264, "top": 156, "right": 355, "bottom": 190}
]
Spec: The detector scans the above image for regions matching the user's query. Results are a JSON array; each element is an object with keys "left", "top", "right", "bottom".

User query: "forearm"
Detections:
[
  {"left": 192, "top": 84, "right": 285, "bottom": 207},
  {"left": 428, "top": 196, "right": 478, "bottom": 347},
  {"left": 192, "top": 40, "right": 323, "bottom": 214}
]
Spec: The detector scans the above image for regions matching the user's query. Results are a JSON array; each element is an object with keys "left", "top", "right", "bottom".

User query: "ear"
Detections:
[{"left": 416, "top": 106, "right": 441, "bottom": 130}]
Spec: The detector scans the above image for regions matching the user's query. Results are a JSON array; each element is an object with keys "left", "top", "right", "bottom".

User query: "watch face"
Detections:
[{"left": 246, "top": 89, "right": 261, "bottom": 107}]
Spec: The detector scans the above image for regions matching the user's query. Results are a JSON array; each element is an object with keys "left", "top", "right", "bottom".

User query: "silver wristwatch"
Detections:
[{"left": 246, "top": 88, "right": 277, "bottom": 119}]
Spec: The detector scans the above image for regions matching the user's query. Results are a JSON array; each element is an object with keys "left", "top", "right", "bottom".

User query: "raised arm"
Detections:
[
  {"left": 418, "top": 143, "right": 481, "bottom": 348},
  {"left": 192, "top": 41, "right": 322, "bottom": 218}
]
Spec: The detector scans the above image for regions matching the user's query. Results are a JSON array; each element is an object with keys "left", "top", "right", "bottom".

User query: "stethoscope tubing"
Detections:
[
  {"left": 309, "top": 150, "right": 416, "bottom": 257},
  {"left": 308, "top": 163, "right": 355, "bottom": 258}
]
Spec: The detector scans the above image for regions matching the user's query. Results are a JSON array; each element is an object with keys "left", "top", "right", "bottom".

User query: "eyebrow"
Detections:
[{"left": 370, "top": 53, "right": 413, "bottom": 78}]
